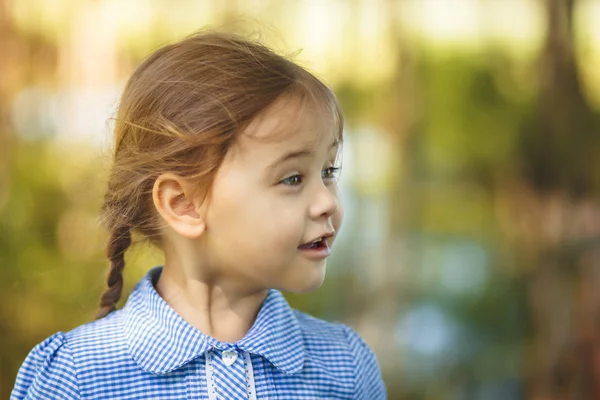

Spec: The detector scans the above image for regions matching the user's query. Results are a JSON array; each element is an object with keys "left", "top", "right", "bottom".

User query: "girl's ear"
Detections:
[{"left": 152, "top": 173, "right": 207, "bottom": 239}]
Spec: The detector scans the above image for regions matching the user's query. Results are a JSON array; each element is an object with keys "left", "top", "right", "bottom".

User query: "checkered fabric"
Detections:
[{"left": 12, "top": 266, "right": 387, "bottom": 399}]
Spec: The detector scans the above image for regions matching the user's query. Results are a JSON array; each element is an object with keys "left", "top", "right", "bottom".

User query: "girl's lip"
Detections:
[{"left": 298, "top": 242, "right": 331, "bottom": 259}]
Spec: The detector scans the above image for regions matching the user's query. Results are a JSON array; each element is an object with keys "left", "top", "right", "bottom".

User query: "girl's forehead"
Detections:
[{"left": 242, "top": 95, "right": 339, "bottom": 148}]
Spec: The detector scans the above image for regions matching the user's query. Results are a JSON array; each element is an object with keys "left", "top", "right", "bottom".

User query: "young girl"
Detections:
[{"left": 11, "top": 31, "right": 386, "bottom": 400}]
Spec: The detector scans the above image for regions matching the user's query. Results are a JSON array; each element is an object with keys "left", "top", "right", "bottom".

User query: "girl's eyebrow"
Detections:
[{"left": 267, "top": 139, "right": 339, "bottom": 170}]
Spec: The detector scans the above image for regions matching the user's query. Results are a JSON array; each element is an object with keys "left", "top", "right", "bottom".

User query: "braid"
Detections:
[{"left": 96, "top": 225, "right": 132, "bottom": 319}]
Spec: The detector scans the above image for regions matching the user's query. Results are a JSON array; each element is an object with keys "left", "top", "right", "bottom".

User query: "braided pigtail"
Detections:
[{"left": 96, "top": 225, "right": 132, "bottom": 319}]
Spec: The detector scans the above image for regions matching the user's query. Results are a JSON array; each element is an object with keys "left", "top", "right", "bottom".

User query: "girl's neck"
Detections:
[{"left": 155, "top": 262, "right": 269, "bottom": 343}]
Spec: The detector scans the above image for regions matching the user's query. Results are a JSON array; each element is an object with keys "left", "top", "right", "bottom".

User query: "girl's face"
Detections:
[{"left": 203, "top": 97, "right": 343, "bottom": 293}]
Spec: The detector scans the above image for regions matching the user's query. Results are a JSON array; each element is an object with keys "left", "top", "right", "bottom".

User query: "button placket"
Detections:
[{"left": 209, "top": 348, "right": 250, "bottom": 399}]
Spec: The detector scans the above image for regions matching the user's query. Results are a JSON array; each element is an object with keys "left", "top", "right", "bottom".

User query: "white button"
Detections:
[{"left": 221, "top": 350, "right": 238, "bottom": 366}]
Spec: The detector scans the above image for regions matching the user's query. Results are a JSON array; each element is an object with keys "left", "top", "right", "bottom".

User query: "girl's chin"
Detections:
[{"left": 283, "top": 265, "right": 327, "bottom": 294}]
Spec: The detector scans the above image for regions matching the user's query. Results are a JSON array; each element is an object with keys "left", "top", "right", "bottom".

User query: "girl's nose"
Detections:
[{"left": 309, "top": 184, "right": 339, "bottom": 220}]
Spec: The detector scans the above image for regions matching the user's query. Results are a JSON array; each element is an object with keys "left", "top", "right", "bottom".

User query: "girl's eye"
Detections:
[
  {"left": 281, "top": 174, "right": 303, "bottom": 186},
  {"left": 279, "top": 167, "right": 340, "bottom": 187},
  {"left": 322, "top": 167, "right": 340, "bottom": 181}
]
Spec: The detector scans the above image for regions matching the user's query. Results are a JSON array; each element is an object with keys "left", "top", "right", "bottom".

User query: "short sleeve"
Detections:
[
  {"left": 11, "top": 332, "right": 81, "bottom": 400},
  {"left": 342, "top": 325, "right": 387, "bottom": 400}
]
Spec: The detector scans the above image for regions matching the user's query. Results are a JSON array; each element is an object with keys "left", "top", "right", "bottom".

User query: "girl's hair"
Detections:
[{"left": 96, "top": 31, "right": 343, "bottom": 319}]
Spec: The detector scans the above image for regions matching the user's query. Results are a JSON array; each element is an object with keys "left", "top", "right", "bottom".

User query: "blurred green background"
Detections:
[{"left": 2, "top": 0, "right": 600, "bottom": 399}]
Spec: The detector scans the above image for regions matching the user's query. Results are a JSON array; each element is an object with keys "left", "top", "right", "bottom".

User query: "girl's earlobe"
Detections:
[{"left": 178, "top": 219, "right": 206, "bottom": 240}]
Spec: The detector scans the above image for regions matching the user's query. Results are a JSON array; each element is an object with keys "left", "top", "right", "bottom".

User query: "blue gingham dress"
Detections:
[{"left": 11, "top": 267, "right": 387, "bottom": 399}]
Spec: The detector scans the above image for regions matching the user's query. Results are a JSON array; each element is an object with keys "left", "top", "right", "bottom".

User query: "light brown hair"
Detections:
[{"left": 96, "top": 31, "right": 343, "bottom": 319}]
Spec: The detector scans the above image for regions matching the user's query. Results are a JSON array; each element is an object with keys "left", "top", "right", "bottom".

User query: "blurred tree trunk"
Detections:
[
  {"left": 349, "top": 0, "right": 418, "bottom": 392},
  {"left": 521, "top": 0, "right": 600, "bottom": 398},
  {"left": 522, "top": 0, "right": 597, "bottom": 196}
]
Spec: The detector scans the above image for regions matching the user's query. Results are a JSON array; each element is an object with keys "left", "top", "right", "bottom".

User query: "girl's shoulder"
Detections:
[
  {"left": 292, "top": 308, "right": 374, "bottom": 352},
  {"left": 63, "top": 308, "right": 127, "bottom": 354},
  {"left": 291, "top": 309, "right": 388, "bottom": 399},
  {"left": 11, "top": 331, "right": 79, "bottom": 399},
  {"left": 11, "top": 310, "right": 128, "bottom": 400}
]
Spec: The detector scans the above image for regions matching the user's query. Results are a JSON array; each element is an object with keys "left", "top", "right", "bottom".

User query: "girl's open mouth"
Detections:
[
  {"left": 298, "top": 238, "right": 327, "bottom": 250},
  {"left": 298, "top": 237, "right": 331, "bottom": 259}
]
